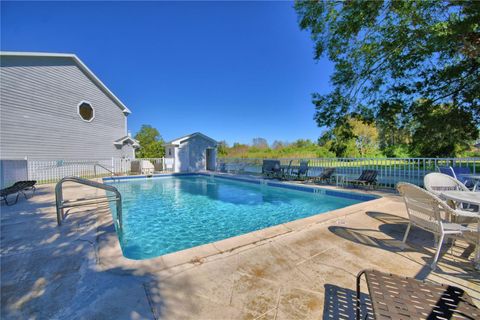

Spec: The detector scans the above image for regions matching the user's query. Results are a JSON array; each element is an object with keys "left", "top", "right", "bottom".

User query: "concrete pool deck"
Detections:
[{"left": 1, "top": 180, "right": 479, "bottom": 319}]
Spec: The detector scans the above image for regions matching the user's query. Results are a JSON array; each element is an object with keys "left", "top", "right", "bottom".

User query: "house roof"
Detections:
[
  {"left": 0, "top": 51, "right": 131, "bottom": 114},
  {"left": 165, "top": 132, "right": 217, "bottom": 146},
  {"left": 114, "top": 136, "right": 140, "bottom": 148}
]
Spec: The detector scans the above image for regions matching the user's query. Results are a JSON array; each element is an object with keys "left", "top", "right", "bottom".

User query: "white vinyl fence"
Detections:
[
  {"left": 217, "top": 157, "right": 479, "bottom": 188},
  {"left": 27, "top": 159, "right": 128, "bottom": 183},
  {"left": 21, "top": 157, "right": 172, "bottom": 184},
  {"left": 3, "top": 156, "right": 478, "bottom": 188}
]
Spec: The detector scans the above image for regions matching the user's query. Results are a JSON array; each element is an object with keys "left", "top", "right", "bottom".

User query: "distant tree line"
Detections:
[
  {"left": 133, "top": 119, "right": 479, "bottom": 159},
  {"left": 217, "top": 138, "right": 334, "bottom": 159},
  {"left": 219, "top": 116, "right": 480, "bottom": 159}
]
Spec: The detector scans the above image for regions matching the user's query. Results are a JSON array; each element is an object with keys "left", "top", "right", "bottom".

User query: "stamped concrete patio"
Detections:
[{"left": 1, "top": 181, "right": 479, "bottom": 319}]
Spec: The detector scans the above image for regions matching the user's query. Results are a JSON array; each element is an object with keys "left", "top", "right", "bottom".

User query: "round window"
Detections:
[{"left": 78, "top": 102, "right": 94, "bottom": 122}]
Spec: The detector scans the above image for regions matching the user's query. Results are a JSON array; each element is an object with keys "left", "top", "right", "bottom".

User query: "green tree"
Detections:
[
  {"left": 318, "top": 118, "right": 381, "bottom": 157},
  {"left": 292, "top": 139, "right": 315, "bottom": 148},
  {"left": 295, "top": 0, "right": 480, "bottom": 156},
  {"left": 134, "top": 125, "right": 165, "bottom": 158},
  {"left": 349, "top": 118, "right": 380, "bottom": 157},
  {"left": 318, "top": 121, "right": 355, "bottom": 157},
  {"left": 217, "top": 140, "right": 229, "bottom": 157},
  {"left": 219, "top": 139, "right": 337, "bottom": 159},
  {"left": 252, "top": 137, "right": 269, "bottom": 149},
  {"left": 376, "top": 100, "right": 411, "bottom": 156},
  {"left": 408, "top": 100, "right": 478, "bottom": 157},
  {"left": 272, "top": 140, "right": 287, "bottom": 150}
]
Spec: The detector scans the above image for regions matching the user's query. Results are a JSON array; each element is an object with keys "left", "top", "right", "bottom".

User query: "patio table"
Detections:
[
  {"left": 460, "top": 174, "right": 480, "bottom": 191},
  {"left": 441, "top": 191, "right": 480, "bottom": 269},
  {"left": 356, "top": 269, "right": 479, "bottom": 320},
  {"left": 332, "top": 173, "right": 348, "bottom": 186},
  {"left": 441, "top": 190, "right": 480, "bottom": 207},
  {"left": 279, "top": 165, "right": 291, "bottom": 179}
]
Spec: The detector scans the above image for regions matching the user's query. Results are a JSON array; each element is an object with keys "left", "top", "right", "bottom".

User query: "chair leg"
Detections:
[
  {"left": 356, "top": 270, "right": 366, "bottom": 320},
  {"left": 475, "top": 244, "right": 480, "bottom": 270},
  {"left": 4, "top": 193, "right": 20, "bottom": 206},
  {"left": 401, "top": 223, "right": 411, "bottom": 249},
  {"left": 431, "top": 233, "right": 445, "bottom": 269}
]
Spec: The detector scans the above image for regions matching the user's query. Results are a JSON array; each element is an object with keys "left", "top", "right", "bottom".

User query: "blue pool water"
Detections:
[{"left": 106, "top": 175, "right": 371, "bottom": 260}]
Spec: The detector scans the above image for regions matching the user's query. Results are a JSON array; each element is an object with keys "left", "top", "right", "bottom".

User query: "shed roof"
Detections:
[
  {"left": 165, "top": 132, "right": 217, "bottom": 146},
  {"left": 0, "top": 51, "right": 131, "bottom": 114}
]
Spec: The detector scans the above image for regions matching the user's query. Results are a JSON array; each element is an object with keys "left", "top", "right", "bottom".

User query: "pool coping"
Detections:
[{"left": 97, "top": 173, "right": 389, "bottom": 273}]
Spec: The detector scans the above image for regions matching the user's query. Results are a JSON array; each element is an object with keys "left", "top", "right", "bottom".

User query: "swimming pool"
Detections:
[{"left": 105, "top": 174, "right": 376, "bottom": 260}]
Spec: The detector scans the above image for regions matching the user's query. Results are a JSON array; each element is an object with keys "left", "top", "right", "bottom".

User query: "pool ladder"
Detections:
[
  {"left": 55, "top": 176, "right": 123, "bottom": 232},
  {"left": 94, "top": 163, "right": 121, "bottom": 180}
]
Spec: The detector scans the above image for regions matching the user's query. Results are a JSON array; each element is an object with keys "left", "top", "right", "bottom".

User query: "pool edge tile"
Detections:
[
  {"left": 161, "top": 243, "right": 221, "bottom": 268},
  {"left": 211, "top": 233, "right": 263, "bottom": 253}
]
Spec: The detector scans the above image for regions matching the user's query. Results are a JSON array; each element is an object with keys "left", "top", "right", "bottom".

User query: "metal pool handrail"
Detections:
[
  {"left": 55, "top": 176, "right": 123, "bottom": 232},
  {"left": 94, "top": 163, "right": 117, "bottom": 177}
]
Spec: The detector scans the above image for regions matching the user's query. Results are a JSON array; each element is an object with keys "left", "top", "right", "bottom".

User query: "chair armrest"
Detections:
[{"left": 454, "top": 209, "right": 480, "bottom": 219}]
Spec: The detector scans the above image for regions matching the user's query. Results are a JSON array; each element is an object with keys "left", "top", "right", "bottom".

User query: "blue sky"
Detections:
[{"left": 1, "top": 1, "right": 333, "bottom": 145}]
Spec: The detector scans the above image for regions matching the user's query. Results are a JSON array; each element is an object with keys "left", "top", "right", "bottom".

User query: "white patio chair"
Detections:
[
  {"left": 424, "top": 172, "right": 478, "bottom": 217},
  {"left": 397, "top": 182, "right": 478, "bottom": 269},
  {"left": 424, "top": 172, "right": 470, "bottom": 195}
]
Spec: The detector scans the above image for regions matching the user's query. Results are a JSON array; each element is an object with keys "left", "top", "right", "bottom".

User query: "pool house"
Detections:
[{"left": 163, "top": 132, "right": 218, "bottom": 173}]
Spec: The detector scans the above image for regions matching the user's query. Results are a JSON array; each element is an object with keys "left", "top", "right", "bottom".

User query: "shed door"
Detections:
[
  {"left": 206, "top": 148, "right": 215, "bottom": 171},
  {"left": 178, "top": 145, "right": 189, "bottom": 172}
]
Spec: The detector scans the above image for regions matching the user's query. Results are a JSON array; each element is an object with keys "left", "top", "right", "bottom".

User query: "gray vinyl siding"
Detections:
[
  {"left": 0, "top": 56, "right": 128, "bottom": 160},
  {"left": 119, "top": 143, "right": 135, "bottom": 159},
  {"left": 0, "top": 160, "right": 28, "bottom": 188},
  {"left": 183, "top": 135, "right": 216, "bottom": 172}
]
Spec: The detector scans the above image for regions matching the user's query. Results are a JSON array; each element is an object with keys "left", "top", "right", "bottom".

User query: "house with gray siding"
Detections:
[
  {"left": 164, "top": 132, "right": 217, "bottom": 172},
  {"left": 0, "top": 51, "right": 139, "bottom": 160}
]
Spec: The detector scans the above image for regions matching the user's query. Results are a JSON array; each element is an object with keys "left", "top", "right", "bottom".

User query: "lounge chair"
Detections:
[
  {"left": 437, "top": 166, "right": 474, "bottom": 188},
  {"left": 218, "top": 163, "right": 227, "bottom": 173},
  {"left": 1, "top": 180, "right": 37, "bottom": 206},
  {"left": 397, "top": 182, "right": 479, "bottom": 269},
  {"left": 347, "top": 170, "right": 377, "bottom": 188},
  {"left": 280, "top": 160, "right": 293, "bottom": 180},
  {"left": 356, "top": 269, "right": 479, "bottom": 320},
  {"left": 290, "top": 160, "right": 309, "bottom": 180},
  {"left": 262, "top": 160, "right": 281, "bottom": 179},
  {"left": 437, "top": 166, "right": 454, "bottom": 177},
  {"left": 314, "top": 167, "right": 336, "bottom": 184},
  {"left": 451, "top": 166, "right": 475, "bottom": 189},
  {"left": 271, "top": 162, "right": 283, "bottom": 179}
]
